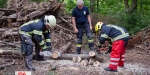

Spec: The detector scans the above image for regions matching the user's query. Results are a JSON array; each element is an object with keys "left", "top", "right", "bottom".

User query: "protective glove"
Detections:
[
  {"left": 39, "top": 51, "right": 51, "bottom": 56},
  {"left": 42, "top": 46, "right": 52, "bottom": 51}
]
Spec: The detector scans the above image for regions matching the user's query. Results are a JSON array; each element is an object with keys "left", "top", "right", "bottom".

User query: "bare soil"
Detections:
[{"left": 0, "top": 48, "right": 150, "bottom": 75}]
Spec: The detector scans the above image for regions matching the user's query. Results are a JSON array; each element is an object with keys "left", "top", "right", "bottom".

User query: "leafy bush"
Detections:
[{"left": 0, "top": 0, "right": 8, "bottom": 8}]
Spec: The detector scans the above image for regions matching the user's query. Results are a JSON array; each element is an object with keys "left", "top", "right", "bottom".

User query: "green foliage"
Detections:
[
  {"left": 95, "top": 0, "right": 150, "bottom": 35},
  {"left": 64, "top": 0, "right": 76, "bottom": 15},
  {"left": 64, "top": 0, "right": 90, "bottom": 15},
  {"left": 1, "top": 0, "right": 149, "bottom": 35},
  {"left": 0, "top": 0, "right": 8, "bottom": 8}
]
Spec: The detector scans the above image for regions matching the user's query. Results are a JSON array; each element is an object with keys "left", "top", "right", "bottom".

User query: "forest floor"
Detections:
[{"left": 0, "top": 47, "right": 150, "bottom": 75}]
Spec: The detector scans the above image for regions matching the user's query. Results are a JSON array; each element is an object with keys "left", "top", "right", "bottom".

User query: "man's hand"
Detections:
[
  {"left": 74, "top": 28, "right": 78, "bottom": 33},
  {"left": 90, "top": 25, "right": 92, "bottom": 31}
]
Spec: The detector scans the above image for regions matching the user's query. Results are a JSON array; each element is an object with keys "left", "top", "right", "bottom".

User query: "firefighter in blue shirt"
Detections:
[
  {"left": 95, "top": 22, "right": 130, "bottom": 72},
  {"left": 72, "top": 0, "right": 94, "bottom": 54},
  {"left": 19, "top": 15, "right": 56, "bottom": 71}
]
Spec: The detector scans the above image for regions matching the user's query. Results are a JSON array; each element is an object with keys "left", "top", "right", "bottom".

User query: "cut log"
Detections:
[
  {"left": 26, "top": 8, "right": 47, "bottom": 19},
  {"left": 51, "top": 51, "right": 59, "bottom": 59},
  {"left": 93, "top": 61, "right": 101, "bottom": 67},
  {"left": 72, "top": 57, "right": 77, "bottom": 63},
  {"left": 51, "top": 42, "right": 71, "bottom": 59},
  {"left": 0, "top": 50, "right": 21, "bottom": 55},
  {"left": 80, "top": 59, "right": 88, "bottom": 67},
  {"left": 77, "top": 57, "right": 82, "bottom": 63},
  {"left": 0, "top": 50, "right": 104, "bottom": 61},
  {"left": 57, "top": 54, "right": 90, "bottom": 60},
  {"left": 0, "top": 50, "right": 23, "bottom": 59},
  {"left": 49, "top": 54, "right": 104, "bottom": 62},
  {"left": 2, "top": 32, "right": 19, "bottom": 38},
  {"left": 88, "top": 58, "right": 95, "bottom": 65},
  {"left": 0, "top": 8, "right": 16, "bottom": 13},
  {"left": 72, "top": 56, "right": 82, "bottom": 63},
  {"left": 89, "top": 51, "right": 96, "bottom": 57}
]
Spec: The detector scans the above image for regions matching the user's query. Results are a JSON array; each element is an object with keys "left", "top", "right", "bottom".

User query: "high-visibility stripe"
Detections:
[
  {"left": 33, "top": 30, "right": 42, "bottom": 35},
  {"left": 43, "top": 30, "right": 49, "bottom": 33},
  {"left": 101, "top": 34, "right": 108, "bottom": 38},
  {"left": 110, "top": 62, "right": 118, "bottom": 65},
  {"left": 110, "top": 58, "right": 120, "bottom": 61},
  {"left": 121, "top": 59, "right": 125, "bottom": 61},
  {"left": 46, "top": 39, "right": 51, "bottom": 42},
  {"left": 88, "top": 39, "right": 93, "bottom": 43},
  {"left": 122, "top": 55, "right": 125, "bottom": 57},
  {"left": 42, "top": 46, "right": 47, "bottom": 50},
  {"left": 39, "top": 41, "right": 44, "bottom": 45},
  {"left": 20, "top": 19, "right": 39, "bottom": 28},
  {"left": 76, "top": 44, "right": 82, "bottom": 47},
  {"left": 19, "top": 30, "right": 31, "bottom": 37},
  {"left": 107, "top": 25, "right": 126, "bottom": 34},
  {"left": 112, "top": 33, "right": 129, "bottom": 42},
  {"left": 106, "top": 25, "right": 129, "bottom": 42}
]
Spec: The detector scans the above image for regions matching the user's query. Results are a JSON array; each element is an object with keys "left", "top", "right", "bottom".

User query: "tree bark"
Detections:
[
  {"left": 90, "top": 0, "right": 95, "bottom": 13},
  {"left": 51, "top": 42, "right": 71, "bottom": 59}
]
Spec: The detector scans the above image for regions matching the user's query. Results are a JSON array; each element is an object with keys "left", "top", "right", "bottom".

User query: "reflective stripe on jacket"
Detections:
[
  {"left": 19, "top": 19, "right": 51, "bottom": 50},
  {"left": 99, "top": 24, "right": 130, "bottom": 44}
]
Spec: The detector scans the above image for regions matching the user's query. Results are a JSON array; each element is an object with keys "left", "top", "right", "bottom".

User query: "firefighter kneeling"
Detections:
[
  {"left": 19, "top": 15, "right": 56, "bottom": 71},
  {"left": 95, "top": 22, "right": 130, "bottom": 72}
]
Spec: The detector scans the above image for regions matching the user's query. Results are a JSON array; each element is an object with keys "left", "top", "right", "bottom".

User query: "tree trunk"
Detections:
[
  {"left": 96, "top": 0, "right": 99, "bottom": 12},
  {"left": 124, "top": 0, "right": 137, "bottom": 14},
  {"left": 90, "top": 0, "right": 94, "bottom": 13},
  {"left": 51, "top": 42, "right": 71, "bottom": 59}
]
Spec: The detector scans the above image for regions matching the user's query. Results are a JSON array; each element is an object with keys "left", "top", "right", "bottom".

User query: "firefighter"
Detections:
[
  {"left": 95, "top": 22, "right": 130, "bottom": 72},
  {"left": 19, "top": 15, "right": 56, "bottom": 71},
  {"left": 72, "top": 0, "right": 94, "bottom": 54}
]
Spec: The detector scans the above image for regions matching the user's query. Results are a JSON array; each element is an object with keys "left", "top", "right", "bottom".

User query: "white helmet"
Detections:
[{"left": 44, "top": 15, "right": 56, "bottom": 27}]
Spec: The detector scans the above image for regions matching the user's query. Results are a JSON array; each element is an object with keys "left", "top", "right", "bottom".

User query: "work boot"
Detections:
[
  {"left": 35, "top": 55, "right": 46, "bottom": 61},
  {"left": 76, "top": 47, "right": 81, "bottom": 54},
  {"left": 25, "top": 54, "right": 36, "bottom": 71},
  {"left": 104, "top": 67, "right": 117, "bottom": 72}
]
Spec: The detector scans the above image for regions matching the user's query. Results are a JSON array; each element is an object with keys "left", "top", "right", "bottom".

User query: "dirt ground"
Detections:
[{"left": 0, "top": 48, "right": 150, "bottom": 75}]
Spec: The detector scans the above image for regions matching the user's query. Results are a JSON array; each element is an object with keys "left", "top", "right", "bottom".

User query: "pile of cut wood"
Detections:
[{"left": 0, "top": 0, "right": 75, "bottom": 51}]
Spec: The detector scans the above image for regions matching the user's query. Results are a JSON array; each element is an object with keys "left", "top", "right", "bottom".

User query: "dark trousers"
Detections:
[
  {"left": 76, "top": 23, "right": 94, "bottom": 53},
  {"left": 20, "top": 34, "right": 40, "bottom": 57}
]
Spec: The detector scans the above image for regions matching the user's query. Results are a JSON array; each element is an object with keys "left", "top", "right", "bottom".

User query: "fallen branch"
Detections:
[{"left": 0, "top": 59, "right": 16, "bottom": 68}]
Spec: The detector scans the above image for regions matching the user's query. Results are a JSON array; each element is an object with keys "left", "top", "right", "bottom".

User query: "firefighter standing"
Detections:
[
  {"left": 72, "top": 0, "right": 94, "bottom": 54},
  {"left": 19, "top": 15, "right": 56, "bottom": 71},
  {"left": 95, "top": 22, "right": 130, "bottom": 72}
]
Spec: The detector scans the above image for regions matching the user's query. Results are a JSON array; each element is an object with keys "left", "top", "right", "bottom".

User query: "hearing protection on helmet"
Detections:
[
  {"left": 44, "top": 15, "right": 56, "bottom": 27},
  {"left": 95, "top": 22, "right": 103, "bottom": 32}
]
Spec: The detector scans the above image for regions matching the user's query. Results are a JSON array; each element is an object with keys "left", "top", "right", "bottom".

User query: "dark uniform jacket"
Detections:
[
  {"left": 19, "top": 19, "right": 51, "bottom": 50},
  {"left": 99, "top": 24, "right": 130, "bottom": 46}
]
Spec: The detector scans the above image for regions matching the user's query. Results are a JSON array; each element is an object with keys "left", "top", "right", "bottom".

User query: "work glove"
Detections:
[
  {"left": 39, "top": 46, "right": 52, "bottom": 56},
  {"left": 42, "top": 46, "right": 52, "bottom": 51}
]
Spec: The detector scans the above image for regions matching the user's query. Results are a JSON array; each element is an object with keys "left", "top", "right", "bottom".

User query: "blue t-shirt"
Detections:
[{"left": 72, "top": 6, "right": 89, "bottom": 25}]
